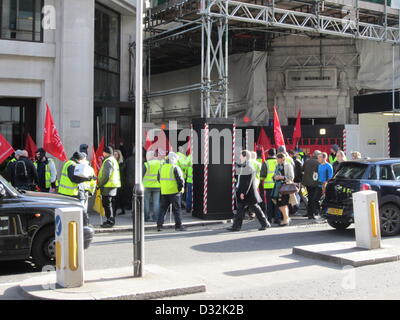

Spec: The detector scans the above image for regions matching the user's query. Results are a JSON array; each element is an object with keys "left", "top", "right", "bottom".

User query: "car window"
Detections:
[
  {"left": 0, "top": 175, "right": 18, "bottom": 197},
  {"left": 0, "top": 216, "right": 9, "bottom": 236},
  {"left": 379, "top": 165, "right": 395, "bottom": 181},
  {"left": 393, "top": 164, "right": 400, "bottom": 181},
  {"left": 368, "top": 165, "right": 377, "bottom": 180},
  {"left": 334, "top": 163, "right": 368, "bottom": 180}
]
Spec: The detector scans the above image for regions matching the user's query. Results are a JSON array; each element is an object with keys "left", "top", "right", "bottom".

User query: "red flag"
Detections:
[
  {"left": 25, "top": 133, "right": 37, "bottom": 160},
  {"left": 256, "top": 128, "right": 272, "bottom": 154},
  {"left": 273, "top": 106, "right": 286, "bottom": 149},
  {"left": 43, "top": 104, "right": 68, "bottom": 162},
  {"left": 0, "top": 134, "right": 14, "bottom": 164},
  {"left": 95, "top": 136, "right": 105, "bottom": 172},
  {"left": 292, "top": 110, "right": 302, "bottom": 149},
  {"left": 144, "top": 131, "right": 153, "bottom": 151},
  {"left": 91, "top": 146, "right": 99, "bottom": 176}
]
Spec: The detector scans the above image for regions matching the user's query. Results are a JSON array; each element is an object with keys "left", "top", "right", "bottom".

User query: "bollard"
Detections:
[
  {"left": 353, "top": 190, "right": 381, "bottom": 250},
  {"left": 55, "top": 207, "right": 85, "bottom": 288}
]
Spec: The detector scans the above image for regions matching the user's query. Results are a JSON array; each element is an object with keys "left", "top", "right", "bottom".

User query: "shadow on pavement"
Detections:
[
  {"left": 0, "top": 261, "right": 38, "bottom": 276},
  {"left": 191, "top": 228, "right": 356, "bottom": 253},
  {"left": 224, "top": 253, "right": 343, "bottom": 277}
]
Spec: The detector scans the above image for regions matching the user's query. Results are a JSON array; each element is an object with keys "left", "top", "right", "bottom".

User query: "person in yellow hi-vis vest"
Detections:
[
  {"left": 34, "top": 148, "right": 58, "bottom": 193},
  {"left": 260, "top": 148, "right": 279, "bottom": 224},
  {"left": 143, "top": 150, "right": 161, "bottom": 222},
  {"left": 157, "top": 152, "right": 186, "bottom": 232},
  {"left": 58, "top": 152, "right": 96, "bottom": 225},
  {"left": 97, "top": 146, "right": 121, "bottom": 228}
]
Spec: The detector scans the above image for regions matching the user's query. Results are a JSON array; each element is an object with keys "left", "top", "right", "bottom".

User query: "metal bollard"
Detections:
[
  {"left": 55, "top": 207, "right": 85, "bottom": 288},
  {"left": 353, "top": 190, "right": 381, "bottom": 250},
  {"left": 133, "top": 183, "right": 144, "bottom": 277}
]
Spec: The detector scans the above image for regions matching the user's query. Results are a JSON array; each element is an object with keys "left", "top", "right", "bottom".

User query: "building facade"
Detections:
[{"left": 0, "top": 0, "right": 136, "bottom": 163}]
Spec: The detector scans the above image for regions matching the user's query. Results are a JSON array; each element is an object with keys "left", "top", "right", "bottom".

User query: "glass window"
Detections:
[
  {"left": 368, "top": 165, "right": 377, "bottom": 180},
  {"left": 334, "top": 163, "right": 368, "bottom": 180},
  {"left": 0, "top": 0, "right": 43, "bottom": 42},
  {"left": 379, "top": 165, "right": 394, "bottom": 181},
  {"left": 392, "top": 164, "right": 400, "bottom": 181},
  {"left": 94, "top": 3, "right": 120, "bottom": 101}
]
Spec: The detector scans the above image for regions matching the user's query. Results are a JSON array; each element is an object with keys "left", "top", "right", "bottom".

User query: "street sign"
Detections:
[{"left": 55, "top": 215, "right": 62, "bottom": 237}]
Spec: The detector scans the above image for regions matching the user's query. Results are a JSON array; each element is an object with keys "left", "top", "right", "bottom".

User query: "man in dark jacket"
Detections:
[
  {"left": 8, "top": 150, "right": 38, "bottom": 191},
  {"left": 227, "top": 150, "right": 270, "bottom": 232},
  {"left": 301, "top": 150, "right": 321, "bottom": 219}
]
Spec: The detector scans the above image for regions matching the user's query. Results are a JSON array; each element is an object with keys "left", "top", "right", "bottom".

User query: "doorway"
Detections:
[
  {"left": 0, "top": 98, "right": 36, "bottom": 149},
  {"left": 389, "top": 122, "right": 400, "bottom": 157}
]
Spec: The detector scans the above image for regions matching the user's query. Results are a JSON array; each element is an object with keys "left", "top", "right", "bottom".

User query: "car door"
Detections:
[
  {"left": 0, "top": 187, "right": 30, "bottom": 261},
  {"left": 378, "top": 164, "right": 400, "bottom": 198}
]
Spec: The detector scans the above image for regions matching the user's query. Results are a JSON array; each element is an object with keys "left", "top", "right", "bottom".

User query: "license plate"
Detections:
[{"left": 327, "top": 208, "right": 343, "bottom": 216}]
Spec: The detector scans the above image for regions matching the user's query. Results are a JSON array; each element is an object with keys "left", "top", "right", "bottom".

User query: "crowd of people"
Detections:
[
  {"left": 227, "top": 144, "right": 364, "bottom": 231},
  {"left": 0, "top": 140, "right": 365, "bottom": 232}
]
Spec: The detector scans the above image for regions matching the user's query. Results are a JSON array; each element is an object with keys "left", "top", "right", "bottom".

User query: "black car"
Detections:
[
  {"left": 0, "top": 175, "right": 94, "bottom": 268},
  {"left": 322, "top": 158, "right": 400, "bottom": 236}
]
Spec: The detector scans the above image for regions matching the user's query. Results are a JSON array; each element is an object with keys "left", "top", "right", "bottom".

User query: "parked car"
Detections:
[
  {"left": 322, "top": 158, "right": 400, "bottom": 236},
  {"left": 0, "top": 175, "right": 94, "bottom": 268}
]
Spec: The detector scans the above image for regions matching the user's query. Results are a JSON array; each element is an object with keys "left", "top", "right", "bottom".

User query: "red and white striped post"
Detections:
[
  {"left": 343, "top": 128, "right": 347, "bottom": 155},
  {"left": 232, "top": 124, "right": 236, "bottom": 212},
  {"left": 203, "top": 123, "right": 209, "bottom": 215}
]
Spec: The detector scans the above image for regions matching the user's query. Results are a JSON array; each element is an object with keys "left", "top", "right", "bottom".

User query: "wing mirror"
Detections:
[{"left": 0, "top": 184, "right": 6, "bottom": 198}]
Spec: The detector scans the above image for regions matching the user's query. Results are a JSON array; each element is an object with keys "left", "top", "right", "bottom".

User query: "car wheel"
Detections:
[
  {"left": 380, "top": 204, "right": 400, "bottom": 237},
  {"left": 327, "top": 219, "right": 351, "bottom": 230},
  {"left": 31, "top": 225, "right": 55, "bottom": 269}
]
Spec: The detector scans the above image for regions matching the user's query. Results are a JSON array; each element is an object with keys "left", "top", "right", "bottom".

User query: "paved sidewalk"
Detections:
[
  {"left": 19, "top": 265, "right": 206, "bottom": 300},
  {"left": 89, "top": 210, "right": 232, "bottom": 234},
  {"left": 89, "top": 209, "right": 326, "bottom": 234}
]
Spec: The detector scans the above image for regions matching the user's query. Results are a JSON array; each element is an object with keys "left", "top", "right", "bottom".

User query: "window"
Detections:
[
  {"left": 334, "top": 163, "right": 368, "bottom": 180},
  {"left": 368, "top": 165, "right": 378, "bottom": 180},
  {"left": 94, "top": 3, "right": 121, "bottom": 101},
  {"left": 379, "top": 165, "right": 394, "bottom": 181},
  {"left": 0, "top": 0, "right": 43, "bottom": 42},
  {"left": 392, "top": 164, "right": 400, "bottom": 181}
]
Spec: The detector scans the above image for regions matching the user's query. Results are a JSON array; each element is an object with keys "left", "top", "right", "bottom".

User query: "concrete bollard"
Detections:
[
  {"left": 55, "top": 207, "right": 85, "bottom": 288},
  {"left": 353, "top": 190, "right": 381, "bottom": 250}
]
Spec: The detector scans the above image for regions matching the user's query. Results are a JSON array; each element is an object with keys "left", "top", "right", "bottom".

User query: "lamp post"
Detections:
[{"left": 133, "top": 0, "right": 144, "bottom": 278}]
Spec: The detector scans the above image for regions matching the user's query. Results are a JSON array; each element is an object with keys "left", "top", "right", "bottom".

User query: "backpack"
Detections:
[{"left": 15, "top": 159, "right": 28, "bottom": 179}]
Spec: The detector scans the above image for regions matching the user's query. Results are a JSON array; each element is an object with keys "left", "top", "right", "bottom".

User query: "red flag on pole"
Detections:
[
  {"left": 43, "top": 104, "right": 68, "bottom": 162},
  {"left": 91, "top": 145, "right": 99, "bottom": 176},
  {"left": 273, "top": 106, "right": 286, "bottom": 149},
  {"left": 95, "top": 136, "right": 105, "bottom": 172},
  {"left": 292, "top": 110, "right": 302, "bottom": 149},
  {"left": 0, "top": 134, "right": 14, "bottom": 164},
  {"left": 256, "top": 128, "right": 273, "bottom": 154},
  {"left": 25, "top": 133, "right": 37, "bottom": 160}
]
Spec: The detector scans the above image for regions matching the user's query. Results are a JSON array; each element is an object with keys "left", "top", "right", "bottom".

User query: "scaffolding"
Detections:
[{"left": 136, "top": 0, "right": 400, "bottom": 120}]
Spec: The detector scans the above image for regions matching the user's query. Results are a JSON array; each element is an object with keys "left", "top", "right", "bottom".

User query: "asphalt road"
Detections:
[{"left": 1, "top": 217, "right": 400, "bottom": 300}]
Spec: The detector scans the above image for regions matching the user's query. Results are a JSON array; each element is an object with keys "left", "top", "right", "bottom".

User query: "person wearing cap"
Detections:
[
  {"left": 98, "top": 146, "right": 121, "bottom": 228},
  {"left": 329, "top": 144, "right": 340, "bottom": 164},
  {"left": 77, "top": 145, "right": 97, "bottom": 222},
  {"left": 7, "top": 149, "right": 38, "bottom": 191},
  {"left": 157, "top": 151, "right": 186, "bottom": 231},
  {"left": 58, "top": 152, "right": 95, "bottom": 224},
  {"left": 34, "top": 148, "right": 58, "bottom": 192}
]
